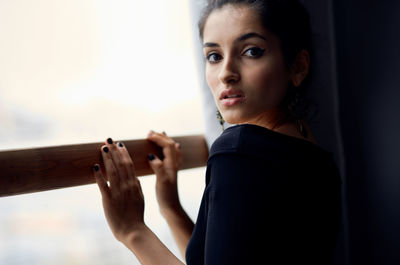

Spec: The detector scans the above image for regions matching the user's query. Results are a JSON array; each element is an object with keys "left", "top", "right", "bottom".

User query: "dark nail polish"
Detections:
[
  {"left": 103, "top": 146, "right": 109, "bottom": 153},
  {"left": 147, "top": 154, "right": 155, "bottom": 161},
  {"left": 93, "top": 164, "right": 100, "bottom": 171},
  {"left": 118, "top": 142, "right": 124, "bottom": 148},
  {"left": 107, "top": 138, "right": 113, "bottom": 144}
]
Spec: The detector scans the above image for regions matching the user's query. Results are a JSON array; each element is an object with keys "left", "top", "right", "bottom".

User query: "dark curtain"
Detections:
[
  {"left": 190, "top": 0, "right": 400, "bottom": 264},
  {"left": 333, "top": 1, "right": 400, "bottom": 264}
]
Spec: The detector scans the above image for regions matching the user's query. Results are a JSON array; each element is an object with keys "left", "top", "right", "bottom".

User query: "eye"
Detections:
[
  {"left": 243, "top": 47, "right": 266, "bottom": 58},
  {"left": 206, "top": 52, "right": 222, "bottom": 63}
]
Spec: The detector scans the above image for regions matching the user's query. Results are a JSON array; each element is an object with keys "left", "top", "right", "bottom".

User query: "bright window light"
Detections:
[{"left": 0, "top": 1, "right": 205, "bottom": 264}]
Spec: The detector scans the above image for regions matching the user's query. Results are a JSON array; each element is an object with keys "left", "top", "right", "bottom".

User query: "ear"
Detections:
[{"left": 290, "top": 50, "right": 310, "bottom": 87}]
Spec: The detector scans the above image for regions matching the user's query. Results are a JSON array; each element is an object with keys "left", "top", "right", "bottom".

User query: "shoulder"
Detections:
[
  {"left": 207, "top": 124, "right": 341, "bottom": 184},
  {"left": 209, "top": 124, "right": 331, "bottom": 160},
  {"left": 209, "top": 124, "right": 276, "bottom": 156}
]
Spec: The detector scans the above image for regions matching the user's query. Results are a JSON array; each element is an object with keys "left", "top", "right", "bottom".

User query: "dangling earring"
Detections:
[
  {"left": 296, "top": 119, "right": 308, "bottom": 138},
  {"left": 216, "top": 110, "right": 225, "bottom": 131},
  {"left": 287, "top": 90, "right": 300, "bottom": 113}
]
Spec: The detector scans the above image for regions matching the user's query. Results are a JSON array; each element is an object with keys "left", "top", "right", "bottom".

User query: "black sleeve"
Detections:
[
  {"left": 203, "top": 153, "right": 342, "bottom": 265},
  {"left": 204, "top": 153, "right": 281, "bottom": 264}
]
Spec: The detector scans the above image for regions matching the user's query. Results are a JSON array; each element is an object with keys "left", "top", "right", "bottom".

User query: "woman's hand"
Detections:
[
  {"left": 93, "top": 137, "right": 185, "bottom": 265},
  {"left": 93, "top": 138, "right": 146, "bottom": 243},
  {"left": 146, "top": 131, "right": 183, "bottom": 216},
  {"left": 147, "top": 131, "right": 194, "bottom": 258}
]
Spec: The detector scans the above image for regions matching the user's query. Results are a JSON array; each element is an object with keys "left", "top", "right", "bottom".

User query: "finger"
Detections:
[
  {"left": 136, "top": 178, "right": 144, "bottom": 199},
  {"left": 147, "top": 131, "right": 177, "bottom": 160},
  {"left": 116, "top": 141, "right": 136, "bottom": 182},
  {"left": 93, "top": 164, "right": 110, "bottom": 197},
  {"left": 175, "top": 142, "right": 183, "bottom": 169},
  {"left": 147, "top": 131, "right": 179, "bottom": 173},
  {"left": 147, "top": 153, "right": 166, "bottom": 177},
  {"left": 101, "top": 145, "right": 120, "bottom": 190},
  {"left": 106, "top": 138, "right": 128, "bottom": 183},
  {"left": 147, "top": 130, "right": 172, "bottom": 147}
]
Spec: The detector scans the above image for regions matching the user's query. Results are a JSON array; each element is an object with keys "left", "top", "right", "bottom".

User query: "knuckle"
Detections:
[
  {"left": 105, "top": 162, "right": 114, "bottom": 173},
  {"left": 127, "top": 178, "right": 136, "bottom": 186},
  {"left": 153, "top": 161, "right": 163, "bottom": 169},
  {"left": 112, "top": 191, "right": 121, "bottom": 199},
  {"left": 120, "top": 182, "right": 129, "bottom": 191},
  {"left": 167, "top": 141, "right": 175, "bottom": 148},
  {"left": 110, "top": 171, "right": 118, "bottom": 180},
  {"left": 122, "top": 157, "right": 132, "bottom": 166},
  {"left": 116, "top": 160, "right": 124, "bottom": 168}
]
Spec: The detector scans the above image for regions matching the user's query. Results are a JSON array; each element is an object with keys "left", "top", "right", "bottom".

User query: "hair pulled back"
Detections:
[{"left": 199, "top": 0, "right": 313, "bottom": 125}]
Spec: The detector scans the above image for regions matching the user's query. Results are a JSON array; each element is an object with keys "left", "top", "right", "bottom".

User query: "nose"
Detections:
[{"left": 218, "top": 57, "right": 240, "bottom": 84}]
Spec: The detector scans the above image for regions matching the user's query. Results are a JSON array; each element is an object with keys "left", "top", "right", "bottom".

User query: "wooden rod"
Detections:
[{"left": 0, "top": 135, "right": 209, "bottom": 197}]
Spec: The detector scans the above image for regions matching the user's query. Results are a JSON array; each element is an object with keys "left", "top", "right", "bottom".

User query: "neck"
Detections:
[
  {"left": 239, "top": 109, "right": 317, "bottom": 144},
  {"left": 240, "top": 108, "right": 288, "bottom": 131}
]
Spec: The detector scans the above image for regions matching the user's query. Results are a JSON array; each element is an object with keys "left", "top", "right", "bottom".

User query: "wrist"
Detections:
[
  {"left": 119, "top": 223, "right": 149, "bottom": 246},
  {"left": 120, "top": 224, "right": 185, "bottom": 265},
  {"left": 160, "top": 204, "right": 186, "bottom": 222},
  {"left": 156, "top": 186, "right": 182, "bottom": 216}
]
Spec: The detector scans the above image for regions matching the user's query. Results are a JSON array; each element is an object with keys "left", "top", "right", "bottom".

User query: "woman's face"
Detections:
[{"left": 202, "top": 4, "right": 291, "bottom": 126}]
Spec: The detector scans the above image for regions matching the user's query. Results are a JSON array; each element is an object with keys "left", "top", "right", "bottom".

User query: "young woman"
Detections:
[{"left": 92, "top": 0, "right": 342, "bottom": 264}]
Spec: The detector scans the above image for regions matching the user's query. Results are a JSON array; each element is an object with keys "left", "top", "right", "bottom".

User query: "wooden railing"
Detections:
[{"left": 0, "top": 135, "right": 209, "bottom": 197}]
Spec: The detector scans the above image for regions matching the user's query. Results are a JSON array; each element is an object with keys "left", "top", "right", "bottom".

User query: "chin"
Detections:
[{"left": 220, "top": 111, "right": 248, "bottom": 125}]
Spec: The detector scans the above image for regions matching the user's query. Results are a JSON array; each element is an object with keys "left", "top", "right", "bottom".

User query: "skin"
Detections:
[
  {"left": 93, "top": 4, "right": 317, "bottom": 265},
  {"left": 203, "top": 4, "right": 316, "bottom": 143},
  {"left": 93, "top": 132, "right": 191, "bottom": 265}
]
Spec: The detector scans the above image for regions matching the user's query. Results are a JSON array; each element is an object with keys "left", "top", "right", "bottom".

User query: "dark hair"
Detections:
[{"left": 199, "top": 0, "right": 314, "bottom": 125}]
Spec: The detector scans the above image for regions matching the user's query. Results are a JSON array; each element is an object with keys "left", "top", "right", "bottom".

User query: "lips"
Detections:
[
  {"left": 219, "top": 89, "right": 245, "bottom": 107},
  {"left": 219, "top": 89, "right": 245, "bottom": 100}
]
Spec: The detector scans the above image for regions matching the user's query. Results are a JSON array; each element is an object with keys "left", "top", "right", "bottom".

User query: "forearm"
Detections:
[
  {"left": 122, "top": 225, "right": 185, "bottom": 265},
  {"left": 161, "top": 205, "right": 195, "bottom": 259},
  {"left": 147, "top": 131, "right": 194, "bottom": 260}
]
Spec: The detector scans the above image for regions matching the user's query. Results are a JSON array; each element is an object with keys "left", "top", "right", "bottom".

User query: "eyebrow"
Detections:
[{"left": 203, "top": 32, "right": 267, "bottom": 48}]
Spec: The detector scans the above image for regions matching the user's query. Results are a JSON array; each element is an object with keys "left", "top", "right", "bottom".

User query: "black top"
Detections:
[{"left": 185, "top": 124, "right": 342, "bottom": 265}]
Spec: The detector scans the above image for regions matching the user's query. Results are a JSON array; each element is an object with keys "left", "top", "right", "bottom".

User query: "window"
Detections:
[{"left": 0, "top": 1, "right": 205, "bottom": 264}]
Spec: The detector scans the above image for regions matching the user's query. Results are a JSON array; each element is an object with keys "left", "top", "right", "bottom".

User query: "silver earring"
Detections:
[
  {"left": 296, "top": 119, "right": 308, "bottom": 138},
  {"left": 216, "top": 110, "right": 225, "bottom": 131}
]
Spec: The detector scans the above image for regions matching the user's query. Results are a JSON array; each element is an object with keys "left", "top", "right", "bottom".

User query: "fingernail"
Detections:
[
  {"left": 103, "top": 146, "right": 109, "bottom": 153},
  {"left": 177, "top": 143, "right": 181, "bottom": 149},
  {"left": 107, "top": 138, "right": 113, "bottom": 144},
  {"left": 93, "top": 164, "right": 100, "bottom": 171},
  {"left": 147, "top": 153, "right": 155, "bottom": 161},
  {"left": 118, "top": 142, "right": 124, "bottom": 148}
]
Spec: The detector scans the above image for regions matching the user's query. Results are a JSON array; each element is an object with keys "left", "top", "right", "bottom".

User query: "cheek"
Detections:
[
  {"left": 206, "top": 66, "right": 219, "bottom": 98},
  {"left": 248, "top": 63, "right": 289, "bottom": 103}
]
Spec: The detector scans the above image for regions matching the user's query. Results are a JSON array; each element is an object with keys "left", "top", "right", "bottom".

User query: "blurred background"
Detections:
[
  {"left": 1, "top": 0, "right": 400, "bottom": 264},
  {"left": 0, "top": 0, "right": 205, "bottom": 264}
]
